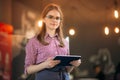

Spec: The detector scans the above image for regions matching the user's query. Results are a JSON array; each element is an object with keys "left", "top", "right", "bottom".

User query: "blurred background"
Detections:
[{"left": 0, "top": 0, "right": 120, "bottom": 80}]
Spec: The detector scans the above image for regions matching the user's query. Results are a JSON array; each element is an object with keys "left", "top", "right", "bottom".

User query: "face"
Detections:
[{"left": 43, "top": 10, "right": 61, "bottom": 31}]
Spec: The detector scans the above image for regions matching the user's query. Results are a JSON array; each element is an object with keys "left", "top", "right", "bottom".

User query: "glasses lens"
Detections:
[
  {"left": 46, "top": 15, "right": 61, "bottom": 20},
  {"left": 47, "top": 15, "right": 53, "bottom": 19},
  {"left": 56, "top": 17, "right": 61, "bottom": 20}
]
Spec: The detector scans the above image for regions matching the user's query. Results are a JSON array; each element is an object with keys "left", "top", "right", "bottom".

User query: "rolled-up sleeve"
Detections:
[{"left": 24, "top": 38, "right": 37, "bottom": 74}]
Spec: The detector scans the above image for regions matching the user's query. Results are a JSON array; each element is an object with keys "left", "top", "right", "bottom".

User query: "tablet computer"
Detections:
[{"left": 53, "top": 55, "right": 81, "bottom": 66}]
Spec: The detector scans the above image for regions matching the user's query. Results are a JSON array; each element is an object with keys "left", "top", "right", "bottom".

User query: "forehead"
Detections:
[{"left": 46, "top": 10, "right": 60, "bottom": 17}]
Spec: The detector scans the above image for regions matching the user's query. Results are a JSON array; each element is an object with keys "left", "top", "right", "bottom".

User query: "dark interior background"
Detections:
[{"left": 0, "top": 0, "right": 120, "bottom": 80}]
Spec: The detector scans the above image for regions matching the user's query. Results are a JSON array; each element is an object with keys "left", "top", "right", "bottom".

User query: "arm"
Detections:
[
  {"left": 24, "top": 38, "right": 60, "bottom": 75},
  {"left": 26, "top": 61, "right": 47, "bottom": 74},
  {"left": 66, "top": 59, "right": 81, "bottom": 73},
  {"left": 26, "top": 58, "right": 60, "bottom": 75},
  {"left": 66, "top": 66, "right": 75, "bottom": 73},
  {"left": 64, "top": 39, "right": 81, "bottom": 73}
]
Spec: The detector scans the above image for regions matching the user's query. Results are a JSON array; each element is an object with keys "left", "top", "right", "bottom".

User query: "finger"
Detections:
[
  {"left": 78, "top": 59, "right": 81, "bottom": 64},
  {"left": 47, "top": 57, "right": 53, "bottom": 60},
  {"left": 53, "top": 60, "right": 60, "bottom": 65}
]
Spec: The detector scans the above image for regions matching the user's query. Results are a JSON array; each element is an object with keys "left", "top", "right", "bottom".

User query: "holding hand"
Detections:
[
  {"left": 44, "top": 58, "right": 60, "bottom": 68},
  {"left": 70, "top": 59, "right": 81, "bottom": 67}
]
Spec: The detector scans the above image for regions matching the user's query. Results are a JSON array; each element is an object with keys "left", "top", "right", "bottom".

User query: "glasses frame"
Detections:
[{"left": 46, "top": 15, "right": 62, "bottom": 21}]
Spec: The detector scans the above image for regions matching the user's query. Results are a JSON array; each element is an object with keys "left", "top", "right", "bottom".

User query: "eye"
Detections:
[
  {"left": 56, "top": 17, "right": 61, "bottom": 20},
  {"left": 46, "top": 15, "right": 62, "bottom": 20},
  {"left": 46, "top": 15, "right": 54, "bottom": 19}
]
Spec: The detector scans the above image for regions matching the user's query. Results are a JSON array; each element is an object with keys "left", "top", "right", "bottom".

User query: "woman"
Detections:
[{"left": 24, "top": 3, "right": 81, "bottom": 80}]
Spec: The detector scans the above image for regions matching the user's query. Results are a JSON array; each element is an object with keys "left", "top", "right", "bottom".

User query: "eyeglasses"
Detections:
[{"left": 46, "top": 15, "right": 62, "bottom": 21}]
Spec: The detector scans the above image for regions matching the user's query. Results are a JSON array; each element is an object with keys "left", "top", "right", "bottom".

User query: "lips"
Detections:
[{"left": 51, "top": 23, "right": 57, "bottom": 26}]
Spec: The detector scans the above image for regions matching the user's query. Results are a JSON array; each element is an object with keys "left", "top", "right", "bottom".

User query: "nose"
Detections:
[{"left": 52, "top": 17, "right": 58, "bottom": 21}]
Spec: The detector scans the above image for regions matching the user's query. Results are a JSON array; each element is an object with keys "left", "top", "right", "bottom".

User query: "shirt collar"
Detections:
[{"left": 44, "top": 33, "right": 58, "bottom": 39}]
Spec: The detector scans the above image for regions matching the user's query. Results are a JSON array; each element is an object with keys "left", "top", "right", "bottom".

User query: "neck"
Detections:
[{"left": 46, "top": 29, "right": 56, "bottom": 37}]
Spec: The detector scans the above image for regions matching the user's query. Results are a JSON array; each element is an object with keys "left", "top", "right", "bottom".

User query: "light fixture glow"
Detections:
[
  {"left": 114, "top": 27, "right": 119, "bottom": 34},
  {"left": 38, "top": 20, "right": 43, "bottom": 27},
  {"left": 114, "top": 10, "right": 119, "bottom": 19},
  {"left": 69, "top": 29, "right": 75, "bottom": 36},
  {"left": 104, "top": 26, "right": 109, "bottom": 35}
]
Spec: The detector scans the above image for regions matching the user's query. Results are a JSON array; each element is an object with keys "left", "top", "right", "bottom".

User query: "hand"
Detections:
[
  {"left": 44, "top": 58, "right": 60, "bottom": 68},
  {"left": 70, "top": 59, "right": 81, "bottom": 67}
]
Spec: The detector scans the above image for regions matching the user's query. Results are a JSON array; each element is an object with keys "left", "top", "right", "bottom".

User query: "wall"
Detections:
[
  {"left": 0, "top": 0, "right": 12, "bottom": 24},
  {"left": 11, "top": 0, "right": 120, "bottom": 80}
]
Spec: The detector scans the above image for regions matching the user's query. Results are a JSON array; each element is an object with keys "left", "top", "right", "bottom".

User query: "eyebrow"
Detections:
[{"left": 46, "top": 14, "right": 60, "bottom": 17}]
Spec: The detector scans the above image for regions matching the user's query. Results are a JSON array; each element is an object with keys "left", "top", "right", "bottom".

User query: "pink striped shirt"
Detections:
[{"left": 24, "top": 33, "right": 69, "bottom": 74}]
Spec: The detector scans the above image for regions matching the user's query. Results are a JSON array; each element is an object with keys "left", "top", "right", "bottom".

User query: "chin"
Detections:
[{"left": 53, "top": 27, "right": 58, "bottom": 29}]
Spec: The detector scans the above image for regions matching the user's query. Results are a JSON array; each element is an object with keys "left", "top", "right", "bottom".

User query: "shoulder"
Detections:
[
  {"left": 28, "top": 36, "right": 39, "bottom": 42},
  {"left": 26, "top": 36, "right": 39, "bottom": 46}
]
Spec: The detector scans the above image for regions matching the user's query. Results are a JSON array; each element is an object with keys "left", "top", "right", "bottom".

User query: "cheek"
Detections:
[
  {"left": 44, "top": 21, "right": 50, "bottom": 26},
  {"left": 43, "top": 19, "right": 49, "bottom": 24},
  {"left": 57, "top": 21, "right": 61, "bottom": 26}
]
